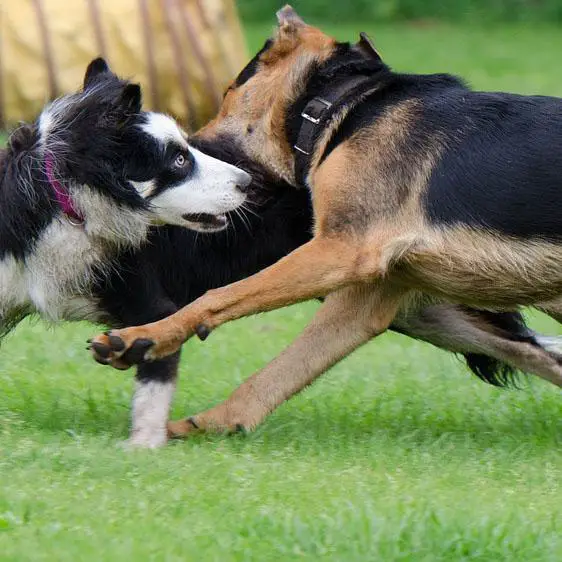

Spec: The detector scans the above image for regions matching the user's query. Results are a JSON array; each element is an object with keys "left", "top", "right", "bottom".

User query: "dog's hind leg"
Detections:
[
  {"left": 167, "top": 283, "right": 404, "bottom": 436},
  {"left": 392, "top": 304, "right": 562, "bottom": 388}
]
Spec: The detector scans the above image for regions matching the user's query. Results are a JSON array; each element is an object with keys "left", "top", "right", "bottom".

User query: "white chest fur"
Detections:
[
  {"left": 0, "top": 219, "right": 107, "bottom": 323},
  {"left": 0, "top": 185, "right": 152, "bottom": 325}
]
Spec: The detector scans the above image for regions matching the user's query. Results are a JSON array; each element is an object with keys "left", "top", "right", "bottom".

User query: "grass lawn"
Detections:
[{"left": 2, "top": 21, "right": 562, "bottom": 561}]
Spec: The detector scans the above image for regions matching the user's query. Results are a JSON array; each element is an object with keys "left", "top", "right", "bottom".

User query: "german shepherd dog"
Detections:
[{"left": 90, "top": 7, "right": 562, "bottom": 439}]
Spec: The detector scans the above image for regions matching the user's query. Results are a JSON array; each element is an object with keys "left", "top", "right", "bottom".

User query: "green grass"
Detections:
[
  {"left": 2, "top": 22, "right": 562, "bottom": 561},
  {"left": 239, "top": 0, "right": 562, "bottom": 24}
]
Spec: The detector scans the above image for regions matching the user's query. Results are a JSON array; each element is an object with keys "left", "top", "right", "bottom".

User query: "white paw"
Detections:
[{"left": 120, "top": 429, "right": 168, "bottom": 450}]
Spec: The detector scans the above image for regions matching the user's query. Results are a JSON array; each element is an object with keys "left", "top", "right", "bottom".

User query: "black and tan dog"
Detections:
[{"left": 90, "top": 6, "right": 562, "bottom": 437}]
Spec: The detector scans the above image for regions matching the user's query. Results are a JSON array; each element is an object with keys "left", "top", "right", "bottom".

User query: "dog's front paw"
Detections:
[
  {"left": 166, "top": 417, "right": 202, "bottom": 439},
  {"left": 88, "top": 329, "right": 157, "bottom": 369},
  {"left": 120, "top": 430, "right": 169, "bottom": 450}
]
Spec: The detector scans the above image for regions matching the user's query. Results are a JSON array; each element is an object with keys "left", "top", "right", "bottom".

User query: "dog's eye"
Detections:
[{"left": 174, "top": 153, "right": 187, "bottom": 168}]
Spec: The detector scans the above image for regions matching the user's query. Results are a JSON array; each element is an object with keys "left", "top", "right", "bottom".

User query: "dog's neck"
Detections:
[
  {"left": 0, "top": 126, "right": 151, "bottom": 258},
  {"left": 44, "top": 152, "right": 85, "bottom": 225},
  {"left": 284, "top": 50, "right": 390, "bottom": 187}
]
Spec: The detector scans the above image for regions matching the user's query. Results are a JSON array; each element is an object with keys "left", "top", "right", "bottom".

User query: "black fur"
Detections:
[
  {"left": 423, "top": 91, "right": 562, "bottom": 239},
  {"left": 0, "top": 61, "right": 219, "bottom": 262},
  {"left": 233, "top": 39, "right": 273, "bottom": 89},
  {"left": 45, "top": 75, "right": 153, "bottom": 211},
  {"left": 464, "top": 354, "right": 520, "bottom": 388},
  {"left": 91, "top": 145, "right": 312, "bottom": 381},
  {"left": 93, "top": 138, "right": 534, "bottom": 389},
  {"left": 207, "top": 39, "right": 553, "bottom": 388},
  {"left": 94, "top": 156, "right": 313, "bottom": 330},
  {"left": 285, "top": 42, "right": 390, "bottom": 160},
  {"left": 0, "top": 65, "right": 154, "bottom": 263}
]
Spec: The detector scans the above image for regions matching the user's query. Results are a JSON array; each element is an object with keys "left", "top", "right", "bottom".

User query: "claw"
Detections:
[
  {"left": 93, "top": 355, "right": 109, "bottom": 366},
  {"left": 235, "top": 423, "right": 248, "bottom": 435},
  {"left": 195, "top": 324, "right": 210, "bottom": 341}
]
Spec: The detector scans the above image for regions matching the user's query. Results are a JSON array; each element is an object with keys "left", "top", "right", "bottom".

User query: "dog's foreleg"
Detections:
[
  {"left": 167, "top": 284, "right": 403, "bottom": 435},
  {"left": 123, "top": 351, "right": 181, "bottom": 449},
  {"left": 91, "top": 236, "right": 367, "bottom": 366}
]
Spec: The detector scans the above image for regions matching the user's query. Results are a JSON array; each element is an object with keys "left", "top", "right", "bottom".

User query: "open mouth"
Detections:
[{"left": 181, "top": 212, "right": 228, "bottom": 232}]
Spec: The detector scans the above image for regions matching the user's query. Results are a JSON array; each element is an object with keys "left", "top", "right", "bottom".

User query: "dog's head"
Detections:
[
  {"left": 38, "top": 59, "right": 251, "bottom": 233},
  {"left": 194, "top": 6, "right": 384, "bottom": 186}
]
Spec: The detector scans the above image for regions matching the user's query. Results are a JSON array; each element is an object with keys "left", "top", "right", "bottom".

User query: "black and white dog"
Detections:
[
  {"left": 0, "top": 58, "right": 250, "bottom": 418},
  {"left": 2, "top": 59, "right": 561, "bottom": 449}
]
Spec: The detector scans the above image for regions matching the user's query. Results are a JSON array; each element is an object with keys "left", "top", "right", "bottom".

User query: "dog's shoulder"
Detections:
[{"left": 321, "top": 71, "right": 467, "bottom": 163}]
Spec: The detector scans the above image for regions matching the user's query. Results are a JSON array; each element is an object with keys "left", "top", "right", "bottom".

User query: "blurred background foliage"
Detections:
[{"left": 238, "top": 0, "right": 562, "bottom": 23}]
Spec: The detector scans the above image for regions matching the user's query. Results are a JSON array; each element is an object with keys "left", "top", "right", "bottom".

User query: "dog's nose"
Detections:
[{"left": 236, "top": 170, "right": 252, "bottom": 193}]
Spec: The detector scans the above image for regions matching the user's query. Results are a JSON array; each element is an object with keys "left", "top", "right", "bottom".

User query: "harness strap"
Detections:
[{"left": 294, "top": 75, "right": 373, "bottom": 187}]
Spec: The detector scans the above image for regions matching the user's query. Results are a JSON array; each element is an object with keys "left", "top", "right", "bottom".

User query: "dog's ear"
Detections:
[
  {"left": 276, "top": 5, "right": 306, "bottom": 35},
  {"left": 355, "top": 32, "right": 381, "bottom": 61},
  {"left": 119, "top": 83, "right": 142, "bottom": 114},
  {"left": 84, "top": 57, "right": 111, "bottom": 89}
]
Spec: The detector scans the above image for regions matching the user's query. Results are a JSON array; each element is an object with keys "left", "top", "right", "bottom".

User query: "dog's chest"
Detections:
[{"left": 1, "top": 220, "right": 107, "bottom": 322}]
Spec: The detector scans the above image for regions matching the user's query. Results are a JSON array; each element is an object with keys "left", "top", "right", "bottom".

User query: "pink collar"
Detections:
[{"left": 45, "top": 153, "right": 84, "bottom": 225}]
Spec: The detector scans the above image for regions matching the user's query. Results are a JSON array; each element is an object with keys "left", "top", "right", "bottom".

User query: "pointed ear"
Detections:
[
  {"left": 355, "top": 32, "right": 381, "bottom": 61},
  {"left": 120, "top": 83, "right": 142, "bottom": 114},
  {"left": 276, "top": 5, "right": 305, "bottom": 34},
  {"left": 84, "top": 57, "right": 110, "bottom": 89}
]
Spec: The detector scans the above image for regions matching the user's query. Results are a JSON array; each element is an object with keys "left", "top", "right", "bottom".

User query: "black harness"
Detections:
[{"left": 293, "top": 75, "right": 374, "bottom": 187}]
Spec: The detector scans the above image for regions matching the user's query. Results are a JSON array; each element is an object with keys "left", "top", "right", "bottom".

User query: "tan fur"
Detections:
[{"left": 197, "top": 17, "right": 335, "bottom": 185}]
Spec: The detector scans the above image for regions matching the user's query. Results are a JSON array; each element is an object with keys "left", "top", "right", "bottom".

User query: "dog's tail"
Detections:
[{"left": 461, "top": 310, "right": 562, "bottom": 388}]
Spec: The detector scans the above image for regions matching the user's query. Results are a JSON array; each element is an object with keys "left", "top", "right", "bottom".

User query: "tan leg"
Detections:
[
  {"left": 167, "top": 283, "right": 404, "bottom": 436},
  {"left": 90, "top": 236, "right": 371, "bottom": 367}
]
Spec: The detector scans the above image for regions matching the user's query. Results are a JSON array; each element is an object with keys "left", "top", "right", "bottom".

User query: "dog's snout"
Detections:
[{"left": 236, "top": 170, "right": 252, "bottom": 193}]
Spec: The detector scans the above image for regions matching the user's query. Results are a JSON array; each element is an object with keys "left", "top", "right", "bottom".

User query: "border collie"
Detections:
[{"left": 0, "top": 59, "right": 249, "bottom": 369}]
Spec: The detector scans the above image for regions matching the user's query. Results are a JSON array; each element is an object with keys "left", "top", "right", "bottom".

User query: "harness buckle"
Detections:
[{"left": 301, "top": 97, "right": 332, "bottom": 124}]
